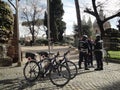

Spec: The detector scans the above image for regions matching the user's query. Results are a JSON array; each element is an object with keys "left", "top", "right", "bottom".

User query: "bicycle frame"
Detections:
[{"left": 38, "top": 52, "right": 60, "bottom": 76}]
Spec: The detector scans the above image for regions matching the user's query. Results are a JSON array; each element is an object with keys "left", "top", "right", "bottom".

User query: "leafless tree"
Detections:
[
  {"left": 84, "top": 0, "right": 120, "bottom": 38},
  {"left": 20, "top": 0, "right": 45, "bottom": 43}
]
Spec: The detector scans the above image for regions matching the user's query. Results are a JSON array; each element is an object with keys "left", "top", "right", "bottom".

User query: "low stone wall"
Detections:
[
  {"left": 109, "top": 59, "right": 120, "bottom": 64},
  {"left": 0, "top": 57, "right": 12, "bottom": 66}
]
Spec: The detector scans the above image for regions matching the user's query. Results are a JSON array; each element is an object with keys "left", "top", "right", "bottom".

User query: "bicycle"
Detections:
[
  {"left": 103, "top": 48, "right": 110, "bottom": 65},
  {"left": 23, "top": 52, "right": 71, "bottom": 86},
  {"left": 58, "top": 50, "right": 78, "bottom": 79}
]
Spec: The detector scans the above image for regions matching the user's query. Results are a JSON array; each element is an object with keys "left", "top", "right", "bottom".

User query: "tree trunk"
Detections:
[
  {"left": 97, "top": 21, "right": 105, "bottom": 39},
  {"left": 74, "top": 0, "right": 82, "bottom": 37}
]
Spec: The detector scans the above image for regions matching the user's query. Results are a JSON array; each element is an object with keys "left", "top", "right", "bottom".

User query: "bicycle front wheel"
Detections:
[
  {"left": 62, "top": 60, "right": 78, "bottom": 79},
  {"left": 49, "top": 64, "right": 70, "bottom": 86},
  {"left": 105, "top": 53, "right": 110, "bottom": 65},
  {"left": 23, "top": 60, "right": 40, "bottom": 82}
]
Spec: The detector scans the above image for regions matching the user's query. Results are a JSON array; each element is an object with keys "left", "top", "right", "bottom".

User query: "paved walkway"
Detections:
[{"left": 0, "top": 46, "right": 120, "bottom": 90}]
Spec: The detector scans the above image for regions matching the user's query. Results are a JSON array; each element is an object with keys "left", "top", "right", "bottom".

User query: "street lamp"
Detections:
[
  {"left": 74, "top": 0, "right": 82, "bottom": 38},
  {"left": 47, "top": 0, "right": 51, "bottom": 54},
  {"left": 8, "top": 0, "right": 21, "bottom": 66}
]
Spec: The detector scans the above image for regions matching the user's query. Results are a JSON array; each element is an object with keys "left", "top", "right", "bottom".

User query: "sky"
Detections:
[
  {"left": 3, "top": 0, "right": 120, "bottom": 37},
  {"left": 62, "top": 0, "right": 120, "bottom": 35}
]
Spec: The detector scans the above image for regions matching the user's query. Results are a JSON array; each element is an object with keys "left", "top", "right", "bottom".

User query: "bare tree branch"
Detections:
[
  {"left": 84, "top": 8, "right": 96, "bottom": 16},
  {"left": 20, "top": 0, "right": 45, "bottom": 42},
  {"left": 103, "top": 12, "right": 120, "bottom": 23}
]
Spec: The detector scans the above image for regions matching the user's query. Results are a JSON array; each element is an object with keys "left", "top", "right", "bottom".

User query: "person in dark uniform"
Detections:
[
  {"left": 87, "top": 37, "right": 94, "bottom": 68},
  {"left": 94, "top": 34, "right": 103, "bottom": 70},
  {"left": 78, "top": 35, "right": 90, "bottom": 70}
]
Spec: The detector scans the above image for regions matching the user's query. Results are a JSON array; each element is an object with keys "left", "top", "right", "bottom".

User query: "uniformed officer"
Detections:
[
  {"left": 94, "top": 34, "right": 103, "bottom": 70},
  {"left": 78, "top": 35, "right": 90, "bottom": 70},
  {"left": 87, "top": 37, "right": 94, "bottom": 68}
]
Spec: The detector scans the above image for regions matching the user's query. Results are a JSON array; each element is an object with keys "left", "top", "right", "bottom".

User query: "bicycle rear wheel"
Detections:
[
  {"left": 23, "top": 60, "right": 40, "bottom": 82},
  {"left": 62, "top": 60, "right": 78, "bottom": 79},
  {"left": 105, "top": 53, "right": 110, "bottom": 65},
  {"left": 49, "top": 64, "right": 70, "bottom": 86}
]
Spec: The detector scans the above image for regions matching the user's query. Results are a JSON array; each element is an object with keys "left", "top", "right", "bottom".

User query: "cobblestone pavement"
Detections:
[
  {"left": 1, "top": 61, "right": 120, "bottom": 90},
  {"left": 0, "top": 46, "right": 120, "bottom": 90}
]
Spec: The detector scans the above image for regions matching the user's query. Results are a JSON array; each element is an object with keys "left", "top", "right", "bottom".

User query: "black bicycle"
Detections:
[
  {"left": 58, "top": 50, "right": 78, "bottom": 79},
  {"left": 103, "top": 48, "right": 110, "bottom": 65},
  {"left": 23, "top": 52, "right": 71, "bottom": 86}
]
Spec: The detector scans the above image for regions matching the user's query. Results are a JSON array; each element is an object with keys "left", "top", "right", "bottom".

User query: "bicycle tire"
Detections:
[
  {"left": 23, "top": 60, "right": 40, "bottom": 82},
  {"left": 105, "top": 53, "right": 110, "bottom": 65},
  {"left": 62, "top": 60, "right": 78, "bottom": 79},
  {"left": 49, "top": 64, "right": 70, "bottom": 86}
]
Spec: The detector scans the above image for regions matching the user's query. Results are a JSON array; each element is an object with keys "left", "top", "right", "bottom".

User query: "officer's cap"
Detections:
[
  {"left": 96, "top": 34, "right": 100, "bottom": 37},
  {"left": 83, "top": 35, "right": 88, "bottom": 38}
]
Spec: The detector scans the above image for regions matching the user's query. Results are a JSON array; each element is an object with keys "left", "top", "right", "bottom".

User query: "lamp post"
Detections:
[
  {"left": 74, "top": 0, "right": 82, "bottom": 38},
  {"left": 47, "top": 0, "right": 51, "bottom": 54},
  {"left": 8, "top": 0, "right": 21, "bottom": 66}
]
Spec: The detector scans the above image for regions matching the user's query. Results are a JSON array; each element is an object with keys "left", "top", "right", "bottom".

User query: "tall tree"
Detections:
[
  {"left": 74, "top": 0, "right": 82, "bottom": 37},
  {"left": 84, "top": 0, "right": 120, "bottom": 38},
  {"left": 87, "top": 17, "right": 92, "bottom": 29},
  {"left": 0, "top": 1, "right": 14, "bottom": 32},
  {"left": 49, "top": 0, "right": 65, "bottom": 42},
  {"left": 87, "top": 17, "right": 92, "bottom": 37},
  {"left": 21, "top": 0, "right": 45, "bottom": 43},
  {"left": 43, "top": 11, "right": 48, "bottom": 38},
  {"left": 0, "top": 0, "right": 14, "bottom": 42},
  {"left": 81, "top": 24, "right": 91, "bottom": 37}
]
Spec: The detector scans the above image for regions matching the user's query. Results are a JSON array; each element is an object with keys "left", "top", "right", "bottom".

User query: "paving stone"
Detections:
[{"left": 0, "top": 46, "right": 120, "bottom": 90}]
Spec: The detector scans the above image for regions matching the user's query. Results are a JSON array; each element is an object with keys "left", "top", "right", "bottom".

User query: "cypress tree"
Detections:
[{"left": 50, "top": 0, "right": 66, "bottom": 42}]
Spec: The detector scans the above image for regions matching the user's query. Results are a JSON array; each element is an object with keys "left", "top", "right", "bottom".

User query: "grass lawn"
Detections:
[{"left": 108, "top": 51, "right": 120, "bottom": 60}]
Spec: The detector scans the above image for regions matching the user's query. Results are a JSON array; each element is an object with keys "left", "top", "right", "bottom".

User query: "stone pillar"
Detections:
[
  {"left": 103, "top": 36, "right": 110, "bottom": 50},
  {"left": 0, "top": 44, "right": 12, "bottom": 66},
  {"left": 0, "top": 44, "right": 7, "bottom": 58},
  {"left": 11, "top": 14, "right": 19, "bottom": 63}
]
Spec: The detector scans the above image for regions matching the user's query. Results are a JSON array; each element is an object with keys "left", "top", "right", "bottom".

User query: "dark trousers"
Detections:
[
  {"left": 79, "top": 51, "right": 88, "bottom": 69},
  {"left": 94, "top": 51, "right": 103, "bottom": 69},
  {"left": 88, "top": 52, "right": 93, "bottom": 66}
]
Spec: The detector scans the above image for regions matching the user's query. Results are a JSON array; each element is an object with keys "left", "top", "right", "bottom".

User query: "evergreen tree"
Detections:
[
  {"left": 87, "top": 17, "right": 92, "bottom": 37},
  {"left": 87, "top": 17, "right": 92, "bottom": 29},
  {"left": 82, "top": 24, "right": 91, "bottom": 37},
  {"left": 43, "top": 11, "right": 48, "bottom": 38},
  {"left": 0, "top": 1, "right": 14, "bottom": 32},
  {"left": 73, "top": 17, "right": 92, "bottom": 39},
  {"left": 0, "top": 1, "right": 14, "bottom": 43},
  {"left": 50, "top": 0, "right": 66, "bottom": 42},
  {"left": 81, "top": 17, "right": 92, "bottom": 37},
  {"left": 82, "top": 16, "right": 87, "bottom": 25},
  {"left": 73, "top": 24, "right": 79, "bottom": 47}
]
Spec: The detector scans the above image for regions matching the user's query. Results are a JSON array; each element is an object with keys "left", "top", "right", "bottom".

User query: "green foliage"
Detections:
[
  {"left": 22, "top": 19, "right": 44, "bottom": 27},
  {"left": 36, "top": 39, "right": 48, "bottom": 45},
  {"left": 43, "top": 12, "right": 48, "bottom": 38},
  {"left": 73, "top": 22, "right": 92, "bottom": 38},
  {"left": 0, "top": 1, "right": 14, "bottom": 43},
  {"left": 49, "top": 0, "right": 66, "bottom": 42},
  {"left": 0, "top": 1, "right": 14, "bottom": 31},
  {"left": 109, "top": 51, "right": 120, "bottom": 59},
  {"left": 82, "top": 24, "right": 92, "bottom": 37},
  {"left": 104, "top": 28, "right": 120, "bottom": 50}
]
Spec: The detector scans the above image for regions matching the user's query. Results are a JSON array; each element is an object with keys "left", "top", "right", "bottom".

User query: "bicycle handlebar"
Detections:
[
  {"left": 54, "top": 51, "right": 60, "bottom": 58},
  {"left": 64, "top": 50, "right": 70, "bottom": 56}
]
